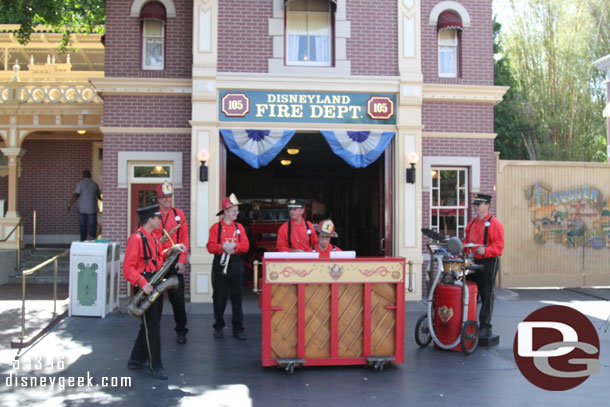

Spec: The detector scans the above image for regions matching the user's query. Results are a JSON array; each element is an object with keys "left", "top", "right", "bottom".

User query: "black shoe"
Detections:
[
  {"left": 233, "top": 331, "right": 247, "bottom": 341},
  {"left": 151, "top": 368, "right": 168, "bottom": 380},
  {"left": 479, "top": 326, "right": 491, "bottom": 338},
  {"left": 214, "top": 329, "right": 223, "bottom": 339},
  {"left": 176, "top": 335, "right": 187, "bottom": 344},
  {"left": 127, "top": 359, "right": 145, "bottom": 370}
]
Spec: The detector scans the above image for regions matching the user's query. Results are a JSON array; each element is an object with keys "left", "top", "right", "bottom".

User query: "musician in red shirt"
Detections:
[
  {"left": 152, "top": 182, "right": 190, "bottom": 345},
  {"left": 463, "top": 193, "right": 505, "bottom": 343},
  {"left": 314, "top": 219, "right": 342, "bottom": 258},
  {"left": 276, "top": 199, "right": 318, "bottom": 252},
  {"left": 206, "top": 194, "right": 250, "bottom": 340},
  {"left": 124, "top": 204, "right": 186, "bottom": 380}
]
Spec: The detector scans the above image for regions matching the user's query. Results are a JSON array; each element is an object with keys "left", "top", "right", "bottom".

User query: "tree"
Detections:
[
  {"left": 0, "top": 0, "right": 105, "bottom": 50},
  {"left": 494, "top": 19, "right": 531, "bottom": 160},
  {"left": 498, "top": 0, "right": 610, "bottom": 161}
]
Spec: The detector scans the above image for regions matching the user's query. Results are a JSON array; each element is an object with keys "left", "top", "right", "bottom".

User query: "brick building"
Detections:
[{"left": 1, "top": 0, "right": 507, "bottom": 301}]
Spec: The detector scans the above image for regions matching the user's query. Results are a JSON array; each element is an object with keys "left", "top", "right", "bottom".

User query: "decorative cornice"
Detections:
[
  {"left": 90, "top": 77, "right": 192, "bottom": 96},
  {"left": 216, "top": 73, "right": 401, "bottom": 93},
  {"left": 100, "top": 126, "right": 191, "bottom": 134},
  {"left": 423, "top": 84, "right": 509, "bottom": 104},
  {"left": 423, "top": 132, "right": 497, "bottom": 139}
]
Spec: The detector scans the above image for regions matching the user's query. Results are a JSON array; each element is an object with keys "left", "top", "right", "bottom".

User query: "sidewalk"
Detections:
[{"left": 1, "top": 288, "right": 609, "bottom": 407}]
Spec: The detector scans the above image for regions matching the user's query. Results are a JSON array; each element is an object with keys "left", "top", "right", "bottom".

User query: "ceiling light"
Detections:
[
  {"left": 287, "top": 148, "right": 300, "bottom": 155},
  {"left": 280, "top": 160, "right": 292, "bottom": 166}
]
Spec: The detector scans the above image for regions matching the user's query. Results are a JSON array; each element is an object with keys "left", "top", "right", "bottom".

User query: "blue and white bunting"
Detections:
[
  {"left": 220, "top": 129, "right": 296, "bottom": 169},
  {"left": 320, "top": 130, "right": 395, "bottom": 168}
]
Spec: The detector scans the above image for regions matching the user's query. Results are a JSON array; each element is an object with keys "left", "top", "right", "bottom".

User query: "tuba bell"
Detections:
[{"left": 128, "top": 251, "right": 180, "bottom": 318}]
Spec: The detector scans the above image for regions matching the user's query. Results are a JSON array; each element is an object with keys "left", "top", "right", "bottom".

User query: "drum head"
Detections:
[{"left": 446, "top": 237, "right": 463, "bottom": 255}]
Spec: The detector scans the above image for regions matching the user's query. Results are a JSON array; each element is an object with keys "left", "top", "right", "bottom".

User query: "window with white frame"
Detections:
[
  {"left": 142, "top": 20, "right": 165, "bottom": 70},
  {"left": 286, "top": 0, "right": 332, "bottom": 66},
  {"left": 130, "top": 163, "right": 173, "bottom": 183},
  {"left": 430, "top": 168, "right": 469, "bottom": 238},
  {"left": 438, "top": 29, "right": 458, "bottom": 77}
]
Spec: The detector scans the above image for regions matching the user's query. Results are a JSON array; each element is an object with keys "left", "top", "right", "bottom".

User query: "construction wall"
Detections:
[{"left": 497, "top": 160, "right": 610, "bottom": 288}]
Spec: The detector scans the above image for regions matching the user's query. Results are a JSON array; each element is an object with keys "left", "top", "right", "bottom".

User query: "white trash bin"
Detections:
[{"left": 69, "top": 241, "right": 118, "bottom": 317}]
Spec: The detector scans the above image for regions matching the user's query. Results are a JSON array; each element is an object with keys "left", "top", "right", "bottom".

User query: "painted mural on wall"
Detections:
[{"left": 525, "top": 183, "right": 610, "bottom": 248}]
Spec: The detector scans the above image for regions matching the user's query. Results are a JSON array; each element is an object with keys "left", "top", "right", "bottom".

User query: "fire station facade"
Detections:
[{"left": 25, "top": 0, "right": 508, "bottom": 301}]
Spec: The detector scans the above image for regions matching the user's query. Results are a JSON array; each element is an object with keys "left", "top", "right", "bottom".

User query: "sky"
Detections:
[{"left": 493, "top": 0, "right": 515, "bottom": 31}]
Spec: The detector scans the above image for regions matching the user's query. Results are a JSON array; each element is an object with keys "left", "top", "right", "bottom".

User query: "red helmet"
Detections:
[
  {"left": 156, "top": 181, "right": 173, "bottom": 197},
  {"left": 316, "top": 219, "right": 338, "bottom": 238},
  {"left": 216, "top": 193, "right": 241, "bottom": 216}
]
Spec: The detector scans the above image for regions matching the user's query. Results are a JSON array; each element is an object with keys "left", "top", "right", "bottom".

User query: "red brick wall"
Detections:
[
  {"left": 103, "top": 95, "right": 191, "bottom": 128},
  {"left": 102, "top": 132, "right": 191, "bottom": 296},
  {"left": 217, "top": 0, "right": 399, "bottom": 76},
  {"left": 105, "top": 0, "right": 192, "bottom": 78},
  {"left": 423, "top": 102, "right": 494, "bottom": 133},
  {"left": 421, "top": 0, "right": 493, "bottom": 85},
  {"left": 218, "top": 0, "right": 273, "bottom": 73},
  {"left": 347, "top": 0, "right": 398, "bottom": 76},
  {"left": 0, "top": 140, "right": 94, "bottom": 234}
]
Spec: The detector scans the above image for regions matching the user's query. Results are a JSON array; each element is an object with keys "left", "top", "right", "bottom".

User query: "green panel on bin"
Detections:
[{"left": 77, "top": 263, "right": 98, "bottom": 307}]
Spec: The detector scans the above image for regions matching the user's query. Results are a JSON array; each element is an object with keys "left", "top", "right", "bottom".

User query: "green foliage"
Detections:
[
  {"left": 0, "top": 0, "right": 105, "bottom": 50},
  {"left": 496, "top": 0, "right": 610, "bottom": 162},
  {"left": 494, "top": 19, "right": 530, "bottom": 160}
]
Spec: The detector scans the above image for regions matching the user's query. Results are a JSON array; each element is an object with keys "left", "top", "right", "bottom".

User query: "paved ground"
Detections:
[{"left": 1, "top": 287, "right": 609, "bottom": 407}]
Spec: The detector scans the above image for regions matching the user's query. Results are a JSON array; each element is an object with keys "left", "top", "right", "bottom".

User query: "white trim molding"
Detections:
[
  {"left": 117, "top": 151, "right": 183, "bottom": 188},
  {"left": 422, "top": 156, "right": 480, "bottom": 192},
  {"left": 130, "top": 0, "right": 176, "bottom": 18},
  {"left": 423, "top": 132, "right": 497, "bottom": 140},
  {"left": 90, "top": 78, "right": 191, "bottom": 96},
  {"left": 101, "top": 127, "right": 191, "bottom": 134},
  {"left": 423, "top": 84, "right": 509, "bottom": 104},
  {"left": 429, "top": 1, "right": 471, "bottom": 27}
]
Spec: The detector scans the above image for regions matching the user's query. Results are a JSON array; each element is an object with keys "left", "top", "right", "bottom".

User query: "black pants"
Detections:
[
  {"left": 467, "top": 257, "right": 499, "bottom": 331},
  {"left": 211, "top": 255, "right": 244, "bottom": 332},
  {"left": 167, "top": 273, "right": 188, "bottom": 335},
  {"left": 129, "top": 285, "right": 164, "bottom": 371}
]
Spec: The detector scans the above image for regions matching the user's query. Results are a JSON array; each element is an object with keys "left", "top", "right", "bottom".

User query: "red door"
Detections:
[{"left": 130, "top": 184, "right": 159, "bottom": 234}]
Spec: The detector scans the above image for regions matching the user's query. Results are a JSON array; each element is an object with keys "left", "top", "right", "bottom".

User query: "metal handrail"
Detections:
[
  {"left": 19, "top": 248, "right": 70, "bottom": 340},
  {"left": 0, "top": 210, "right": 37, "bottom": 268}
]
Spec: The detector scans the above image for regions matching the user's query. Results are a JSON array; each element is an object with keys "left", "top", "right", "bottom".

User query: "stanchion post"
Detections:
[
  {"left": 33, "top": 210, "right": 37, "bottom": 249},
  {"left": 53, "top": 258, "right": 58, "bottom": 315},
  {"left": 407, "top": 260, "right": 414, "bottom": 292},
  {"left": 253, "top": 260, "right": 260, "bottom": 293},
  {"left": 16, "top": 225, "right": 21, "bottom": 269},
  {"left": 20, "top": 272, "right": 26, "bottom": 340}
]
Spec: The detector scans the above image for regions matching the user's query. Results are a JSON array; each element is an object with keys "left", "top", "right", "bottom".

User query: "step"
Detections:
[{"left": 10, "top": 247, "right": 71, "bottom": 285}]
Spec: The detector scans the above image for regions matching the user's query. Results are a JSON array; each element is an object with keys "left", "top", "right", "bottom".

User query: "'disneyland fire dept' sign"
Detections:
[{"left": 219, "top": 90, "right": 396, "bottom": 124}]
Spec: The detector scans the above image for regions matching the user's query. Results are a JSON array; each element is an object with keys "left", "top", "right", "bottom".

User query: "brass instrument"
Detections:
[
  {"left": 219, "top": 228, "right": 237, "bottom": 274},
  {"left": 159, "top": 220, "right": 185, "bottom": 244},
  {"left": 219, "top": 238, "right": 234, "bottom": 275},
  {"left": 128, "top": 251, "right": 180, "bottom": 318}
]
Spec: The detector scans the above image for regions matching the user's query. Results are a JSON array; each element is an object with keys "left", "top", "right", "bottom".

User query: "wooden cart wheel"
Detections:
[
  {"left": 460, "top": 321, "right": 479, "bottom": 355},
  {"left": 415, "top": 314, "right": 432, "bottom": 347}
]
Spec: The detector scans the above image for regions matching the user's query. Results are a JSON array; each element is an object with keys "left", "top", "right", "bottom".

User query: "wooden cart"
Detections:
[{"left": 258, "top": 257, "right": 405, "bottom": 372}]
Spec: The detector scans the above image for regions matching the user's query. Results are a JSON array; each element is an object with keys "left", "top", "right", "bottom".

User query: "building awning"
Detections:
[
  {"left": 284, "top": 0, "right": 337, "bottom": 12},
  {"left": 140, "top": 1, "right": 167, "bottom": 23},
  {"left": 437, "top": 11, "right": 462, "bottom": 31}
]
